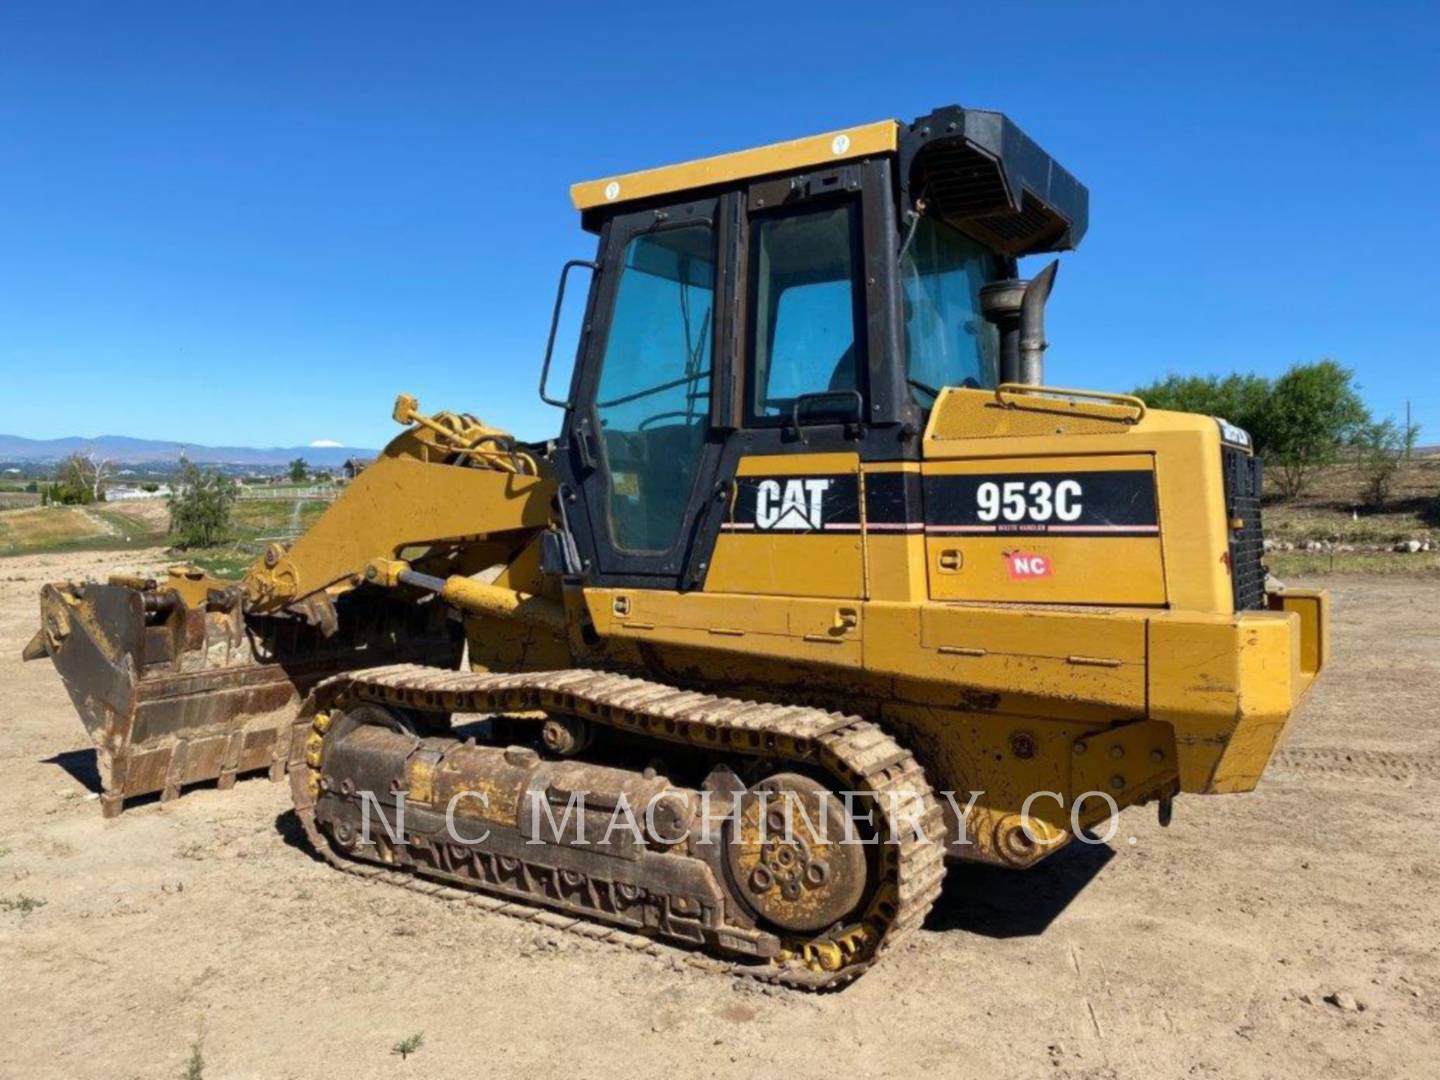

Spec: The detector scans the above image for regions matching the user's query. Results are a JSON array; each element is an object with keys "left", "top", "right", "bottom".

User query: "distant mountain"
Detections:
[{"left": 0, "top": 433, "right": 377, "bottom": 468}]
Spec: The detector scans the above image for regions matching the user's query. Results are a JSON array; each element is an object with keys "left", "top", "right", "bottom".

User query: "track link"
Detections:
[{"left": 290, "top": 663, "right": 947, "bottom": 990}]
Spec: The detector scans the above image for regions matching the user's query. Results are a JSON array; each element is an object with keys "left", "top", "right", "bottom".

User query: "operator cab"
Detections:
[{"left": 543, "top": 106, "right": 1088, "bottom": 589}]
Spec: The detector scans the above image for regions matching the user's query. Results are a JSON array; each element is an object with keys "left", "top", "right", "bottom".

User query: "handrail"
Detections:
[
  {"left": 993, "top": 382, "right": 1147, "bottom": 423},
  {"left": 788, "top": 389, "right": 863, "bottom": 445}
]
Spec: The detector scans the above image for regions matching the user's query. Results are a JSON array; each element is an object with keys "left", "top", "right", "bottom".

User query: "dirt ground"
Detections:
[{"left": 1, "top": 549, "right": 1436, "bottom": 1080}]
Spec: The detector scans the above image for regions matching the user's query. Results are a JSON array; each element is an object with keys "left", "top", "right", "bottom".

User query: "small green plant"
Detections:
[
  {"left": 181, "top": 1036, "right": 204, "bottom": 1077},
  {"left": 182, "top": 1020, "right": 205, "bottom": 1080},
  {"left": 0, "top": 894, "right": 46, "bottom": 915},
  {"left": 0, "top": 846, "right": 11, "bottom": 858},
  {"left": 182, "top": 1041, "right": 204, "bottom": 1080},
  {"left": 391, "top": 1033, "right": 424, "bottom": 1061}
]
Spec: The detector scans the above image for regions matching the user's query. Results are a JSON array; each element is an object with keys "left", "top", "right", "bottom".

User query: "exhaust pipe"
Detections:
[
  {"left": 980, "top": 259, "right": 1059, "bottom": 386},
  {"left": 1018, "top": 260, "right": 1058, "bottom": 386}
]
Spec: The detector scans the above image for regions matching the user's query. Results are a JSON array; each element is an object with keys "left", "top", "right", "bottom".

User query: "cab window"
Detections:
[
  {"left": 901, "top": 216, "right": 999, "bottom": 406},
  {"left": 592, "top": 224, "right": 714, "bottom": 552},
  {"left": 747, "top": 204, "right": 864, "bottom": 423}
]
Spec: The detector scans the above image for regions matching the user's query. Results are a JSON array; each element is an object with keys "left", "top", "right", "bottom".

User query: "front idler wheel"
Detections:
[{"left": 724, "top": 773, "right": 868, "bottom": 934}]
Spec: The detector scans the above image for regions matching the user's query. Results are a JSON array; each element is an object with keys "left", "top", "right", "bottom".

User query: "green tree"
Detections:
[
  {"left": 1136, "top": 360, "right": 1374, "bottom": 501},
  {"left": 1132, "top": 372, "right": 1273, "bottom": 448},
  {"left": 167, "top": 460, "right": 238, "bottom": 549},
  {"left": 53, "top": 453, "right": 105, "bottom": 504},
  {"left": 288, "top": 458, "right": 308, "bottom": 483},
  {"left": 1261, "top": 359, "right": 1370, "bottom": 499}
]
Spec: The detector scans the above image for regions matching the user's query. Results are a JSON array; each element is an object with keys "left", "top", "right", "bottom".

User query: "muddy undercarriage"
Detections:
[{"left": 294, "top": 665, "right": 947, "bottom": 990}]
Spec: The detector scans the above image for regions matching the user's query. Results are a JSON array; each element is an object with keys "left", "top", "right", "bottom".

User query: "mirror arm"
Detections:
[{"left": 539, "top": 259, "right": 600, "bottom": 408}]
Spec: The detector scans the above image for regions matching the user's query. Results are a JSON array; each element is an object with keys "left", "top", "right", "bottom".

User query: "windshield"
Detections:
[{"left": 900, "top": 216, "right": 999, "bottom": 407}]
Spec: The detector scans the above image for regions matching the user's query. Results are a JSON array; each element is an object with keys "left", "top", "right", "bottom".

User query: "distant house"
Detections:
[
  {"left": 342, "top": 457, "right": 374, "bottom": 481},
  {"left": 106, "top": 484, "right": 170, "bottom": 501}
]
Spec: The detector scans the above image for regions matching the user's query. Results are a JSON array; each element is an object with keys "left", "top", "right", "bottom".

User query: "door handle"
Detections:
[
  {"left": 938, "top": 549, "right": 964, "bottom": 573},
  {"left": 574, "top": 421, "right": 598, "bottom": 472}
]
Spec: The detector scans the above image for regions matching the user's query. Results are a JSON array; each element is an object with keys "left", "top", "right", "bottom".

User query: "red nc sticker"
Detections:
[{"left": 1006, "top": 552, "right": 1052, "bottom": 579}]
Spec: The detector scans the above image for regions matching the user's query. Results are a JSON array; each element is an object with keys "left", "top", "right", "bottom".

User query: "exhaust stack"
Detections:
[
  {"left": 980, "top": 259, "right": 1058, "bottom": 386},
  {"left": 1018, "top": 260, "right": 1058, "bottom": 385}
]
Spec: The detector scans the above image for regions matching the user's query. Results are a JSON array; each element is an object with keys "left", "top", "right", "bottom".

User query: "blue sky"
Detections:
[{"left": 2, "top": 1, "right": 1437, "bottom": 450}]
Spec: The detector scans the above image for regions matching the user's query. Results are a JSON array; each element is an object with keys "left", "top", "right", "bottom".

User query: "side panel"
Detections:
[
  {"left": 705, "top": 452, "right": 865, "bottom": 598},
  {"left": 585, "top": 588, "right": 863, "bottom": 670},
  {"left": 922, "top": 387, "right": 1234, "bottom": 613},
  {"left": 921, "top": 453, "right": 1167, "bottom": 605}
]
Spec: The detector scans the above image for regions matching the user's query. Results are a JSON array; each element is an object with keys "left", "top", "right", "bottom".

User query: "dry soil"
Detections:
[{"left": 1, "top": 549, "right": 1436, "bottom": 1080}]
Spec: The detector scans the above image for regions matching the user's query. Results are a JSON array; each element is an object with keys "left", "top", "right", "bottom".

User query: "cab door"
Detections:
[
  {"left": 702, "top": 178, "right": 874, "bottom": 600},
  {"left": 562, "top": 197, "right": 727, "bottom": 587}
]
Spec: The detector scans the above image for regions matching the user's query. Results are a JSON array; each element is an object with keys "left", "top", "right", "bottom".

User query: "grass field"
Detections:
[
  {"left": 0, "top": 496, "right": 330, "bottom": 571},
  {"left": 1269, "top": 549, "right": 1440, "bottom": 577},
  {"left": 1264, "top": 455, "right": 1438, "bottom": 544},
  {"left": 1261, "top": 456, "right": 1436, "bottom": 578},
  {"left": 0, "top": 504, "right": 169, "bottom": 557}
]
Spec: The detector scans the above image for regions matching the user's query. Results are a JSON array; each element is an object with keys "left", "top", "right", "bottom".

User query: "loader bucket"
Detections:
[{"left": 27, "top": 569, "right": 463, "bottom": 816}]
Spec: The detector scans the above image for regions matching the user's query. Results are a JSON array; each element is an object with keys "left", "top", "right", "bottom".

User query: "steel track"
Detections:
[{"left": 290, "top": 663, "right": 948, "bottom": 990}]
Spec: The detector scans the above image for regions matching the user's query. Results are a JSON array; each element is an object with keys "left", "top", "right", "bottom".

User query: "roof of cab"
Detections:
[{"left": 569, "top": 119, "right": 899, "bottom": 212}]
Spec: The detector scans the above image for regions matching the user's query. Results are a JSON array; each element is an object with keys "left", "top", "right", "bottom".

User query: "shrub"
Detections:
[
  {"left": 1356, "top": 418, "right": 1420, "bottom": 509},
  {"left": 167, "top": 461, "right": 238, "bottom": 549},
  {"left": 53, "top": 453, "right": 102, "bottom": 504}
]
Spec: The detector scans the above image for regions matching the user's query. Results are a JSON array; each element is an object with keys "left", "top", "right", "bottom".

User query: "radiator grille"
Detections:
[{"left": 1221, "top": 445, "right": 1266, "bottom": 611}]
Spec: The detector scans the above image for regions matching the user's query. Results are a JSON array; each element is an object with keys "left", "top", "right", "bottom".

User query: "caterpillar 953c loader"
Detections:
[{"left": 25, "top": 105, "right": 1327, "bottom": 989}]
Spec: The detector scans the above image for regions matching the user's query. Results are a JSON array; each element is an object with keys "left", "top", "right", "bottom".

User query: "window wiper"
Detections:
[
  {"left": 907, "top": 377, "right": 941, "bottom": 402},
  {"left": 898, "top": 195, "right": 928, "bottom": 264},
  {"left": 595, "top": 368, "right": 712, "bottom": 409}
]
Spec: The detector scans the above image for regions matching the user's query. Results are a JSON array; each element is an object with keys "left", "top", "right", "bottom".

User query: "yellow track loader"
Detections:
[{"left": 25, "top": 105, "right": 1327, "bottom": 989}]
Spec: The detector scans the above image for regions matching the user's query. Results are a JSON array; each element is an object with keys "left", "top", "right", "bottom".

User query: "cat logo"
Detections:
[{"left": 755, "top": 478, "right": 832, "bottom": 532}]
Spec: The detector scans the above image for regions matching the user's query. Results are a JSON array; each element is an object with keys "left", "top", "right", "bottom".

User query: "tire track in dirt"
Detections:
[{"left": 1269, "top": 746, "right": 1440, "bottom": 782}]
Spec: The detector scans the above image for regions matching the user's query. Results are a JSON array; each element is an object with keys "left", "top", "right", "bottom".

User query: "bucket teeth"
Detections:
[{"left": 304, "top": 732, "right": 325, "bottom": 768}]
